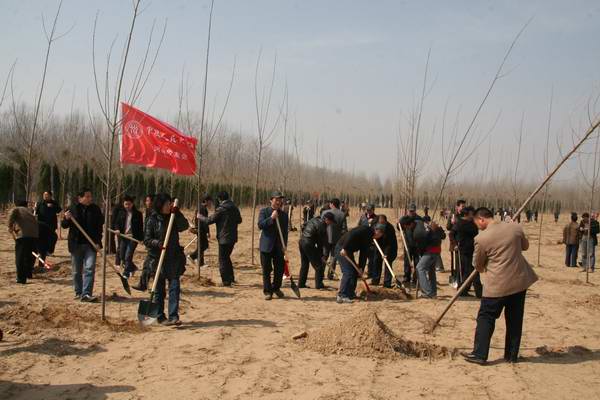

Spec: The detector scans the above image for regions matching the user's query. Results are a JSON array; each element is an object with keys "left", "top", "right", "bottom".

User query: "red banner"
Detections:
[{"left": 120, "top": 103, "right": 197, "bottom": 175}]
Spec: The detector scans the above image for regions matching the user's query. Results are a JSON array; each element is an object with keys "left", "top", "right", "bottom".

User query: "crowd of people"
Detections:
[{"left": 7, "top": 189, "right": 598, "bottom": 364}]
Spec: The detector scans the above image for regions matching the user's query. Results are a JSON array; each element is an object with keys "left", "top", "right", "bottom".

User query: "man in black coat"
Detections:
[
  {"left": 321, "top": 198, "right": 348, "bottom": 280},
  {"left": 112, "top": 195, "right": 144, "bottom": 278},
  {"left": 61, "top": 188, "right": 104, "bottom": 302},
  {"left": 189, "top": 194, "right": 213, "bottom": 266},
  {"left": 201, "top": 191, "right": 242, "bottom": 286},
  {"left": 373, "top": 215, "right": 398, "bottom": 288},
  {"left": 298, "top": 212, "right": 335, "bottom": 289},
  {"left": 258, "top": 191, "right": 288, "bottom": 300},
  {"left": 451, "top": 206, "right": 482, "bottom": 297},
  {"left": 142, "top": 193, "right": 189, "bottom": 325},
  {"left": 336, "top": 224, "right": 384, "bottom": 303},
  {"left": 35, "top": 191, "right": 62, "bottom": 233},
  {"left": 36, "top": 221, "right": 57, "bottom": 271}
]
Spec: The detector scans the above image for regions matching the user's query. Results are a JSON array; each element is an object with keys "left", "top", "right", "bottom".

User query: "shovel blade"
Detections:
[
  {"left": 137, "top": 299, "right": 161, "bottom": 326},
  {"left": 289, "top": 278, "right": 301, "bottom": 299},
  {"left": 119, "top": 274, "right": 132, "bottom": 295}
]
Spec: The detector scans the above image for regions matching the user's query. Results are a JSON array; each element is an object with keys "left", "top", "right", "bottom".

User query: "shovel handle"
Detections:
[
  {"left": 149, "top": 199, "right": 179, "bottom": 295},
  {"left": 274, "top": 215, "right": 287, "bottom": 254},
  {"left": 373, "top": 239, "right": 407, "bottom": 291},
  {"left": 68, "top": 216, "right": 122, "bottom": 276},
  {"left": 342, "top": 253, "right": 371, "bottom": 294},
  {"left": 32, "top": 251, "right": 52, "bottom": 269},
  {"left": 430, "top": 269, "right": 478, "bottom": 333},
  {"left": 109, "top": 228, "right": 143, "bottom": 245}
]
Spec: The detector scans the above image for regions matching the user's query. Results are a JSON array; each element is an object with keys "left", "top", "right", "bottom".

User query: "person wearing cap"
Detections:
[
  {"left": 189, "top": 194, "right": 214, "bottom": 267},
  {"left": 200, "top": 191, "right": 242, "bottom": 287},
  {"left": 373, "top": 215, "right": 398, "bottom": 287},
  {"left": 359, "top": 204, "right": 377, "bottom": 227},
  {"left": 461, "top": 207, "right": 538, "bottom": 365},
  {"left": 407, "top": 203, "right": 422, "bottom": 221},
  {"left": 258, "top": 191, "right": 289, "bottom": 300},
  {"left": 298, "top": 212, "right": 335, "bottom": 289},
  {"left": 336, "top": 224, "right": 385, "bottom": 303}
]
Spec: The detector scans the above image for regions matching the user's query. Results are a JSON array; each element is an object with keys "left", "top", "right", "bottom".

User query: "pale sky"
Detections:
[{"left": 2, "top": 0, "right": 600, "bottom": 185}]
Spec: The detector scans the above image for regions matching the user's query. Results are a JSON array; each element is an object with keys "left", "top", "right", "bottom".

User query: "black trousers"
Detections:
[
  {"left": 218, "top": 243, "right": 235, "bottom": 285},
  {"left": 403, "top": 251, "right": 420, "bottom": 283},
  {"left": 260, "top": 247, "right": 284, "bottom": 294},
  {"left": 298, "top": 239, "right": 324, "bottom": 288},
  {"left": 15, "top": 237, "right": 36, "bottom": 283},
  {"left": 458, "top": 251, "right": 483, "bottom": 297},
  {"left": 473, "top": 290, "right": 527, "bottom": 361}
]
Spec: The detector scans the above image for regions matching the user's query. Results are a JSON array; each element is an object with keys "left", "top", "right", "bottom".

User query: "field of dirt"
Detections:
[{"left": 1, "top": 208, "right": 599, "bottom": 399}]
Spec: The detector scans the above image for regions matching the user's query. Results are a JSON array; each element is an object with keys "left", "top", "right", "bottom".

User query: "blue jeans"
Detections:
[
  {"left": 565, "top": 244, "right": 578, "bottom": 267},
  {"left": 580, "top": 238, "right": 596, "bottom": 270},
  {"left": 336, "top": 245, "right": 358, "bottom": 299},
  {"left": 118, "top": 239, "right": 138, "bottom": 276},
  {"left": 416, "top": 253, "right": 437, "bottom": 298},
  {"left": 71, "top": 244, "right": 97, "bottom": 296},
  {"left": 155, "top": 277, "right": 181, "bottom": 321}
]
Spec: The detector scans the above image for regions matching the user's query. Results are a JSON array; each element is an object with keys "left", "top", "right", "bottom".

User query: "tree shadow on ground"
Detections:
[
  {"left": 176, "top": 318, "right": 277, "bottom": 330},
  {"left": 0, "top": 381, "right": 134, "bottom": 400},
  {"left": 520, "top": 346, "right": 600, "bottom": 365},
  {"left": 0, "top": 337, "right": 106, "bottom": 357}
]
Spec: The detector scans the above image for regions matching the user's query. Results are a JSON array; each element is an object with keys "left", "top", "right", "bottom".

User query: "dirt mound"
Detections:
[
  {"left": 301, "top": 310, "right": 455, "bottom": 360},
  {"left": 181, "top": 274, "right": 216, "bottom": 287},
  {"left": 0, "top": 303, "right": 145, "bottom": 337},
  {"left": 357, "top": 286, "right": 411, "bottom": 301}
]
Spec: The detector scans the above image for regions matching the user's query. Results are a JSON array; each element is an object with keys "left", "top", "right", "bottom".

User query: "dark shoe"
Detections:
[
  {"left": 222, "top": 282, "right": 232, "bottom": 287},
  {"left": 164, "top": 319, "right": 182, "bottom": 326},
  {"left": 273, "top": 289, "right": 285, "bottom": 298},
  {"left": 157, "top": 315, "right": 167, "bottom": 324},
  {"left": 264, "top": 293, "right": 273, "bottom": 301},
  {"left": 316, "top": 285, "right": 328, "bottom": 290},
  {"left": 16, "top": 280, "right": 27, "bottom": 284},
  {"left": 461, "top": 352, "right": 487, "bottom": 365}
]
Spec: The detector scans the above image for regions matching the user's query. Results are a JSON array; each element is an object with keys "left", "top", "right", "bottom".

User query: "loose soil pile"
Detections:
[
  {"left": 181, "top": 274, "right": 216, "bottom": 287},
  {"left": 301, "top": 309, "right": 455, "bottom": 360},
  {"left": 0, "top": 303, "right": 145, "bottom": 338},
  {"left": 357, "top": 286, "right": 411, "bottom": 301}
]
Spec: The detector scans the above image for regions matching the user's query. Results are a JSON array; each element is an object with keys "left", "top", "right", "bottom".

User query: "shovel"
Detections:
[
  {"left": 68, "top": 215, "right": 131, "bottom": 295},
  {"left": 108, "top": 228, "right": 143, "bottom": 245},
  {"left": 32, "top": 252, "right": 53, "bottom": 270},
  {"left": 275, "top": 215, "right": 301, "bottom": 299},
  {"left": 138, "top": 199, "right": 179, "bottom": 325},
  {"left": 397, "top": 221, "right": 419, "bottom": 297},
  {"left": 372, "top": 239, "right": 409, "bottom": 297},
  {"left": 342, "top": 253, "right": 371, "bottom": 296}
]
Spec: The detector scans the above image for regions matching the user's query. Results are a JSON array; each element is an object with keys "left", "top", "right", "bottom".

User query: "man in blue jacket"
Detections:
[{"left": 258, "top": 191, "right": 288, "bottom": 300}]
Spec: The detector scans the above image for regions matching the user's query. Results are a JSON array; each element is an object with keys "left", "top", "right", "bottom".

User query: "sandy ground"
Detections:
[{"left": 0, "top": 208, "right": 599, "bottom": 400}]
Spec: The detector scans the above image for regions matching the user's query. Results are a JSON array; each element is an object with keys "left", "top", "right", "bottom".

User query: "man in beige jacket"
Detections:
[{"left": 461, "top": 207, "right": 538, "bottom": 365}]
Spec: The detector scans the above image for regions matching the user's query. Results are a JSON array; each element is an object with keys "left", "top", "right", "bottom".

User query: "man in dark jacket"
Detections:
[
  {"left": 61, "top": 188, "right": 104, "bottom": 302},
  {"left": 142, "top": 193, "right": 189, "bottom": 325},
  {"left": 201, "top": 191, "right": 242, "bottom": 286},
  {"left": 35, "top": 191, "right": 62, "bottom": 233},
  {"left": 298, "top": 212, "right": 335, "bottom": 289},
  {"left": 8, "top": 201, "right": 39, "bottom": 283},
  {"left": 451, "top": 206, "right": 482, "bottom": 297},
  {"left": 112, "top": 195, "right": 144, "bottom": 278},
  {"left": 336, "top": 224, "right": 384, "bottom": 303},
  {"left": 373, "top": 215, "right": 398, "bottom": 288},
  {"left": 398, "top": 215, "right": 418, "bottom": 285},
  {"left": 258, "top": 191, "right": 288, "bottom": 300},
  {"left": 144, "top": 194, "right": 154, "bottom": 221},
  {"left": 302, "top": 200, "right": 315, "bottom": 224},
  {"left": 189, "top": 194, "right": 213, "bottom": 266},
  {"left": 322, "top": 198, "right": 348, "bottom": 280},
  {"left": 36, "top": 221, "right": 57, "bottom": 271}
]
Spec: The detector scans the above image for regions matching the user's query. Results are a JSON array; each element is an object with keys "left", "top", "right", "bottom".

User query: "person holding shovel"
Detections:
[
  {"left": 335, "top": 224, "right": 384, "bottom": 304},
  {"left": 142, "top": 193, "right": 189, "bottom": 325},
  {"left": 374, "top": 214, "right": 398, "bottom": 288},
  {"left": 61, "top": 188, "right": 104, "bottom": 302},
  {"left": 461, "top": 207, "right": 538, "bottom": 365},
  {"left": 112, "top": 195, "right": 144, "bottom": 278},
  {"left": 189, "top": 194, "right": 213, "bottom": 267},
  {"left": 258, "top": 191, "right": 288, "bottom": 300}
]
